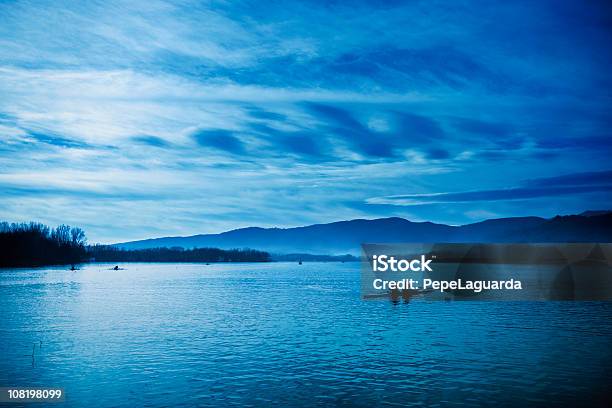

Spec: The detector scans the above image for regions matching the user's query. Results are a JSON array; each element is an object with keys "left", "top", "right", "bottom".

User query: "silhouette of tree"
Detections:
[
  {"left": 87, "top": 245, "right": 270, "bottom": 263},
  {"left": 0, "top": 222, "right": 88, "bottom": 267},
  {"left": 71, "top": 227, "right": 87, "bottom": 246},
  {"left": 0, "top": 221, "right": 270, "bottom": 267}
]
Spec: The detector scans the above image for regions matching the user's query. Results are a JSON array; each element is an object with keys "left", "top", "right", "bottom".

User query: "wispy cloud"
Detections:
[
  {"left": 1, "top": 0, "right": 611, "bottom": 241},
  {"left": 367, "top": 171, "right": 612, "bottom": 205}
]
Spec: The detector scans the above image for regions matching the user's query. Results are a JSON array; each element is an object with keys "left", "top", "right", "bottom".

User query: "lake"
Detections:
[{"left": 1, "top": 262, "right": 611, "bottom": 407}]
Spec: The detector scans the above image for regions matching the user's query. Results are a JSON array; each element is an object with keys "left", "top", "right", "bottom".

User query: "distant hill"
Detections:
[
  {"left": 115, "top": 212, "right": 612, "bottom": 255},
  {"left": 579, "top": 210, "right": 612, "bottom": 217}
]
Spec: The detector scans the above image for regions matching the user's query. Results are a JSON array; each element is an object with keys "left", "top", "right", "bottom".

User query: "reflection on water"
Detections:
[{"left": 1, "top": 263, "right": 611, "bottom": 407}]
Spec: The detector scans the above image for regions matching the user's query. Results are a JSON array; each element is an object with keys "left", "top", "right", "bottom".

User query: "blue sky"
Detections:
[{"left": 0, "top": 0, "right": 611, "bottom": 243}]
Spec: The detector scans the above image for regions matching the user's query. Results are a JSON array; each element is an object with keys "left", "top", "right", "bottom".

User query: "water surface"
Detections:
[{"left": 1, "top": 263, "right": 611, "bottom": 407}]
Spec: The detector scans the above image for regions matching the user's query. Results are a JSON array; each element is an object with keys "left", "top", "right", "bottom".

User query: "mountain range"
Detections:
[{"left": 116, "top": 211, "right": 612, "bottom": 255}]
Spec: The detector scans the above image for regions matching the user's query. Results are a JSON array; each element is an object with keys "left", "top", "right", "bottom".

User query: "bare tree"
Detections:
[
  {"left": 52, "top": 224, "right": 71, "bottom": 244},
  {"left": 71, "top": 227, "right": 87, "bottom": 246}
]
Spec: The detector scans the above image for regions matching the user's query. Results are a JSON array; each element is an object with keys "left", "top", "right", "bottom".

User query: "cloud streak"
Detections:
[
  {"left": 1, "top": 0, "right": 611, "bottom": 241},
  {"left": 368, "top": 171, "right": 612, "bottom": 205}
]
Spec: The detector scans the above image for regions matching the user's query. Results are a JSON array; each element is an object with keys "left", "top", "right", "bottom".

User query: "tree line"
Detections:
[
  {"left": 0, "top": 221, "right": 270, "bottom": 267},
  {"left": 88, "top": 245, "right": 270, "bottom": 263},
  {"left": 0, "top": 222, "right": 87, "bottom": 267}
]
